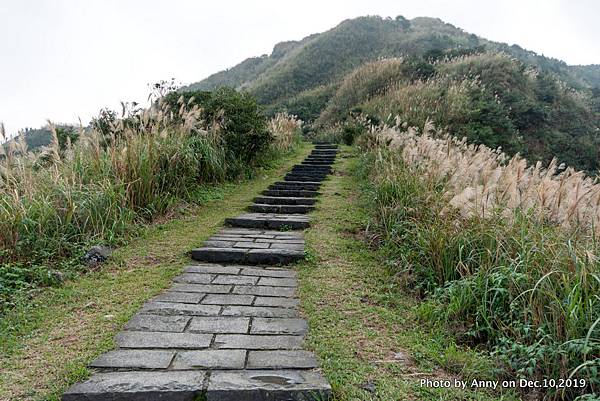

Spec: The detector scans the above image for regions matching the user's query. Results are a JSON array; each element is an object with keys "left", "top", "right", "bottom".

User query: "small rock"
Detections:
[
  {"left": 83, "top": 245, "right": 112, "bottom": 268},
  {"left": 359, "top": 381, "right": 376, "bottom": 393},
  {"left": 103, "top": 314, "right": 114, "bottom": 320}
]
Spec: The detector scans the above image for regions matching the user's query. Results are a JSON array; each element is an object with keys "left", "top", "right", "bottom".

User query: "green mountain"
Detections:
[
  {"left": 184, "top": 15, "right": 600, "bottom": 172},
  {"left": 186, "top": 16, "right": 599, "bottom": 112}
]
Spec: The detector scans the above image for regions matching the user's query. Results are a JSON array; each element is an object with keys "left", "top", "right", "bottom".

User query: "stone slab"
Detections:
[
  {"left": 172, "top": 349, "right": 246, "bottom": 369},
  {"left": 140, "top": 302, "right": 221, "bottom": 316},
  {"left": 192, "top": 247, "right": 247, "bottom": 263},
  {"left": 184, "top": 265, "right": 241, "bottom": 275},
  {"left": 152, "top": 291, "right": 204, "bottom": 304},
  {"left": 257, "top": 277, "right": 298, "bottom": 287},
  {"left": 124, "top": 314, "right": 191, "bottom": 333},
  {"left": 253, "top": 196, "right": 317, "bottom": 206},
  {"left": 261, "top": 190, "right": 319, "bottom": 198},
  {"left": 253, "top": 297, "right": 300, "bottom": 309},
  {"left": 202, "top": 294, "right": 255, "bottom": 305},
  {"left": 62, "top": 371, "right": 205, "bottom": 401},
  {"left": 222, "top": 306, "right": 298, "bottom": 318},
  {"left": 212, "top": 275, "right": 259, "bottom": 285},
  {"left": 89, "top": 350, "right": 174, "bottom": 369},
  {"left": 213, "top": 335, "right": 303, "bottom": 350},
  {"left": 170, "top": 284, "right": 232, "bottom": 294},
  {"left": 116, "top": 331, "right": 212, "bottom": 349},
  {"left": 250, "top": 318, "right": 307, "bottom": 335},
  {"left": 187, "top": 317, "right": 250, "bottom": 334},
  {"left": 247, "top": 351, "right": 318, "bottom": 369},
  {"left": 206, "top": 370, "right": 331, "bottom": 401},
  {"left": 246, "top": 249, "right": 304, "bottom": 265},
  {"left": 233, "top": 286, "right": 296, "bottom": 297},
  {"left": 173, "top": 273, "right": 215, "bottom": 284}
]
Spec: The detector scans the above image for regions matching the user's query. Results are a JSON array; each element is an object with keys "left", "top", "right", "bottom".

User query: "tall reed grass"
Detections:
[
  {"left": 0, "top": 98, "right": 301, "bottom": 310},
  {"left": 358, "top": 120, "right": 600, "bottom": 400}
]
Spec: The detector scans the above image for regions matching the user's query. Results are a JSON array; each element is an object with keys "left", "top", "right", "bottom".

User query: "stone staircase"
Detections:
[{"left": 63, "top": 144, "right": 338, "bottom": 401}]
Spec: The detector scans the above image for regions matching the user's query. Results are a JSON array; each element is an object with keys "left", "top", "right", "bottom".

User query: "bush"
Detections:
[{"left": 164, "top": 87, "right": 271, "bottom": 173}]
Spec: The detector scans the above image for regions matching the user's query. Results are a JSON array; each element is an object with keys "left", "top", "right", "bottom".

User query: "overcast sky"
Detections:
[{"left": 1, "top": 0, "right": 598, "bottom": 136}]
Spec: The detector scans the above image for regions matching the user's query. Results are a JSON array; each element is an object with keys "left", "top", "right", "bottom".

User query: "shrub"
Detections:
[{"left": 164, "top": 87, "right": 271, "bottom": 173}]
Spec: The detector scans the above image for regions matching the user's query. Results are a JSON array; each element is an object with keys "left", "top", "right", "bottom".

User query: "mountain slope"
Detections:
[{"left": 186, "top": 16, "right": 598, "bottom": 110}]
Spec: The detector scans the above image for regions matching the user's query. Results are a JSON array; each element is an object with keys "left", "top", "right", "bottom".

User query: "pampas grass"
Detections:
[{"left": 358, "top": 120, "right": 600, "bottom": 399}]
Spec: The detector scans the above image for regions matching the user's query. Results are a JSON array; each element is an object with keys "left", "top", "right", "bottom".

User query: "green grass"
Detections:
[
  {"left": 0, "top": 143, "right": 310, "bottom": 401},
  {"left": 298, "top": 146, "right": 521, "bottom": 400}
]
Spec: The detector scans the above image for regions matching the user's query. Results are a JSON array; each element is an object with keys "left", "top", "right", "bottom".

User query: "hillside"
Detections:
[
  {"left": 186, "top": 16, "right": 599, "bottom": 109},
  {"left": 185, "top": 15, "right": 600, "bottom": 172}
]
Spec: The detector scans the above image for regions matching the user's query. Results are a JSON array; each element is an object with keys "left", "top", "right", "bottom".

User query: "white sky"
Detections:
[{"left": 1, "top": 0, "right": 598, "bottom": 136}]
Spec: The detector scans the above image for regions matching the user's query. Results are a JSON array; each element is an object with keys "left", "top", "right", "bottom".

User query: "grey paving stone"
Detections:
[
  {"left": 116, "top": 331, "right": 212, "bottom": 349},
  {"left": 233, "top": 285, "right": 296, "bottom": 297},
  {"left": 202, "top": 294, "right": 255, "bottom": 305},
  {"left": 221, "top": 306, "right": 298, "bottom": 318},
  {"left": 152, "top": 291, "right": 204, "bottom": 304},
  {"left": 261, "top": 190, "right": 319, "bottom": 198},
  {"left": 187, "top": 317, "right": 250, "bottom": 334},
  {"left": 254, "top": 196, "right": 317, "bottom": 206},
  {"left": 257, "top": 277, "right": 298, "bottom": 287},
  {"left": 173, "top": 273, "right": 215, "bottom": 284},
  {"left": 206, "top": 370, "right": 331, "bottom": 401},
  {"left": 233, "top": 241, "right": 270, "bottom": 249},
  {"left": 268, "top": 243, "right": 305, "bottom": 251},
  {"left": 220, "top": 228, "right": 259, "bottom": 234},
  {"left": 246, "top": 249, "right": 304, "bottom": 265},
  {"left": 240, "top": 268, "right": 296, "bottom": 278},
  {"left": 242, "top": 234, "right": 275, "bottom": 239},
  {"left": 89, "top": 350, "right": 175, "bottom": 369},
  {"left": 124, "top": 314, "right": 191, "bottom": 333},
  {"left": 171, "top": 284, "right": 232, "bottom": 294},
  {"left": 253, "top": 297, "right": 300, "bottom": 309},
  {"left": 213, "top": 335, "right": 303, "bottom": 350},
  {"left": 140, "top": 301, "right": 221, "bottom": 316},
  {"left": 184, "top": 265, "right": 241, "bottom": 275},
  {"left": 172, "top": 350, "right": 246, "bottom": 369},
  {"left": 62, "top": 371, "right": 205, "bottom": 401},
  {"left": 204, "top": 240, "right": 235, "bottom": 247},
  {"left": 212, "top": 274, "right": 258, "bottom": 285},
  {"left": 192, "top": 247, "right": 248, "bottom": 263},
  {"left": 225, "top": 213, "right": 310, "bottom": 230},
  {"left": 210, "top": 236, "right": 247, "bottom": 242},
  {"left": 247, "top": 351, "right": 318, "bottom": 369},
  {"left": 250, "top": 318, "right": 307, "bottom": 335}
]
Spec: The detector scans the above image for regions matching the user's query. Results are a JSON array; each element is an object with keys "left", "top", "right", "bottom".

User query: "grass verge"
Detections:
[
  {"left": 298, "top": 146, "right": 522, "bottom": 400},
  {"left": 0, "top": 143, "right": 310, "bottom": 401}
]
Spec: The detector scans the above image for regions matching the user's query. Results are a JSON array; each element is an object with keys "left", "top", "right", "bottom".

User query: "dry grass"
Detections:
[{"left": 362, "top": 120, "right": 600, "bottom": 235}]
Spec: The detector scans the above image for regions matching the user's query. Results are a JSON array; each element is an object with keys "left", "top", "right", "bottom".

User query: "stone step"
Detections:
[
  {"left": 64, "top": 370, "right": 330, "bottom": 401},
  {"left": 248, "top": 203, "right": 314, "bottom": 214},
  {"left": 254, "top": 196, "right": 317, "bottom": 205},
  {"left": 192, "top": 247, "right": 304, "bottom": 264},
  {"left": 262, "top": 189, "right": 319, "bottom": 198},
  {"left": 301, "top": 160, "right": 335, "bottom": 165},
  {"left": 292, "top": 165, "right": 331, "bottom": 171},
  {"left": 305, "top": 157, "right": 335, "bottom": 161},
  {"left": 284, "top": 176, "right": 327, "bottom": 182},
  {"left": 225, "top": 213, "right": 310, "bottom": 230},
  {"left": 286, "top": 172, "right": 328, "bottom": 177},
  {"left": 269, "top": 183, "right": 321, "bottom": 191}
]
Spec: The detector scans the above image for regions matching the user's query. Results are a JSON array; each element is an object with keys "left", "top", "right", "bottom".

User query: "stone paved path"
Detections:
[{"left": 63, "top": 144, "right": 338, "bottom": 401}]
